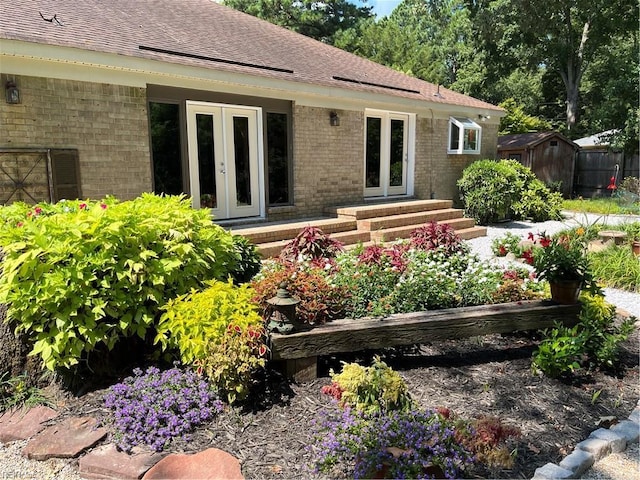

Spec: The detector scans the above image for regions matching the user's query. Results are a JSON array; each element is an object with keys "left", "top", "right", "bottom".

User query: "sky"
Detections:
[{"left": 356, "top": 0, "right": 403, "bottom": 18}]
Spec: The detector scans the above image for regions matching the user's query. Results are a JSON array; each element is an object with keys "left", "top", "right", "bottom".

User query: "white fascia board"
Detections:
[{"left": 1, "top": 39, "right": 502, "bottom": 118}]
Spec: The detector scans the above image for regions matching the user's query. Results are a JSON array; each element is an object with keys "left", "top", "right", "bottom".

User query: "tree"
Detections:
[
  {"left": 472, "top": 0, "right": 639, "bottom": 131},
  {"left": 498, "top": 98, "right": 552, "bottom": 135},
  {"left": 222, "top": 0, "right": 374, "bottom": 44}
]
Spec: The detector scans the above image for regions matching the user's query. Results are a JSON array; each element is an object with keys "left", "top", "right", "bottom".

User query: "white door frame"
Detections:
[
  {"left": 364, "top": 109, "right": 415, "bottom": 198},
  {"left": 186, "top": 101, "right": 265, "bottom": 219}
]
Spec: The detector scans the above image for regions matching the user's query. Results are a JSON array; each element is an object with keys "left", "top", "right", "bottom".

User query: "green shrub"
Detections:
[
  {"left": 321, "top": 356, "right": 413, "bottom": 413},
  {"left": 512, "top": 179, "right": 563, "bottom": 222},
  {"left": 531, "top": 323, "right": 584, "bottom": 378},
  {"left": 156, "top": 279, "right": 262, "bottom": 365},
  {"left": 491, "top": 232, "right": 526, "bottom": 257},
  {"left": 457, "top": 159, "right": 526, "bottom": 224},
  {"left": 458, "top": 159, "right": 559, "bottom": 224},
  {"left": 532, "top": 293, "right": 635, "bottom": 377},
  {"left": 578, "top": 293, "right": 635, "bottom": 370},
  {"left": 0, "top": 194, "right": 239, "bottom": 371},
  {"left": 229, "top": 235, "right": 262, "bottom": 284}
]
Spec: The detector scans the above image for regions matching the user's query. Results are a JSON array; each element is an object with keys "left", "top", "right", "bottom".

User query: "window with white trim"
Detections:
[{"left": 448, "top": 117, "right": 481, "bottom": 154}]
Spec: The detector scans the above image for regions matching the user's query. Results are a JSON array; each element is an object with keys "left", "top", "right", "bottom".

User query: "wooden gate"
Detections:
[{"left": 0, "top": 148, "right": 81, "bottom": 205}]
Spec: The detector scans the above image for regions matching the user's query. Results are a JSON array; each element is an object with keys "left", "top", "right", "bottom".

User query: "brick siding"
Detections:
[{"left": 0, "top": 74, "right": 151, "bottom": 200}]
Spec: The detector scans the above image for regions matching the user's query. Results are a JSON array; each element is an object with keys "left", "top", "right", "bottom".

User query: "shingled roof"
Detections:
[
  {"left": 498, "top": 132, "right": 578, "bottom": 150},
  {"left": 1, "top": 0, "right": 501, "bottom": 112}
]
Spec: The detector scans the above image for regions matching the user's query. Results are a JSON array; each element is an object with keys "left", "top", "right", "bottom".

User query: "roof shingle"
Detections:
[{"left": 1, "top": 0, "right": 501, "bottom": 111}]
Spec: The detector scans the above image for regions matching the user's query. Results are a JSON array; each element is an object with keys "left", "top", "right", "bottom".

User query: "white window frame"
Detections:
[{"left": 447, "top": 117, "right": 481, "bottom": 154}]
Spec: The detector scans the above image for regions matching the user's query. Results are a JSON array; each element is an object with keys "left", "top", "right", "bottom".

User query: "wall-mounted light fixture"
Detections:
[
  {"left": 5, "top": 80, "right": 20, "bottom": 104},
  {"left": 329, "top": 111, "right": 340, "bottom": 127},
  {"left": 478, "top": 114, "right": 490, "bottom": 122}
]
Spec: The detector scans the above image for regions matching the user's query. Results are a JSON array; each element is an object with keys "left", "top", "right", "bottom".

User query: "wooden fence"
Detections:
[{"left": 574, "top": 150, "right": 640, "bottom": 198}]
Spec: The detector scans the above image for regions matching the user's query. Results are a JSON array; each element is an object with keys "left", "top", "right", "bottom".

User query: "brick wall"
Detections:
[
  {"left": 415, "top": 118, "right": 499, "bottom": 207},
  {"left": 0, "top": 74, "right": 151, "bottom": 200},
  {"left": 275, "top": 105, "right": 364, "bottom": 220}
]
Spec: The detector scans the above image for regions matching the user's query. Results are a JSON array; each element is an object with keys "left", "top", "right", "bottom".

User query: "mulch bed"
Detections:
[{"left": 53, "top": 324, "right": 639, "bottom": 479}]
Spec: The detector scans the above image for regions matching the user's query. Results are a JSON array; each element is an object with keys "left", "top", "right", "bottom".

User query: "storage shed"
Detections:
[{"left": 498, "top": 132, "right": 577, "bottom": 197}]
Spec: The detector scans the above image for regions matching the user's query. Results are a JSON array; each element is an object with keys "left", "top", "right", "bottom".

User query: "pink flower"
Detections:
[
  {"left": 34, "top": 207, "right": 42, "bottom": 215},
  {"left": 100, "top": 203, "right": 107, "bottom": 209},
  {"left": 79, "top": 203, "right": 87, "bottom": 210}
]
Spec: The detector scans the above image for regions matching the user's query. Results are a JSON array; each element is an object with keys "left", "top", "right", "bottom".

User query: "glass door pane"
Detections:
[
  {"left": 232, "top": 116, "right": 251, "bottom": 207},
  {"left": 150, "top": 102, "right": 183, "bottom": 195},
  {"left": 389, "top": 119, "right": 405, "bottom": 187},
  {"left": 196, "top": 114, "right": 217, "bottom": 209},
  {"left": 365, "top": 117, "right": 382, "bottom": 194}
]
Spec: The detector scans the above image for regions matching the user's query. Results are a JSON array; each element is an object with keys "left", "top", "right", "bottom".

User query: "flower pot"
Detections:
[
  {"left": 632, "top": 241, "right": 640, "bottom": 257},
  {"left": 549, "top": 280, "right": 582, "bottom": 305}
]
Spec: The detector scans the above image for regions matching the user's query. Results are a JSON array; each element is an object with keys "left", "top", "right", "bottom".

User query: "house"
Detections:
[
  {"left": 497, "top": 132, "right": 577, "bottom": 197},
  {"left": 1, "top": 0, "right": 502, "bottom": 223}
]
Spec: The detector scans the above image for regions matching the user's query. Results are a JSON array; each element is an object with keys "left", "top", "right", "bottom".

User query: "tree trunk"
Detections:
[{"left": 565, "top": 81, "right": 580, "bottom": 131}]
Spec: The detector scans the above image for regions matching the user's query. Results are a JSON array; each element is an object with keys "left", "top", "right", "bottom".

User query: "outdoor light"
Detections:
[
  {"left": 330, "top": 111, "right": 340, "bottom": 127},
  {"left": 5, "top": 80, "right": 20, "bottom": 104},
  {"left": 478, "top": 114, "right": 490, "bottom": 122},
  {"left": 267, "top": 283, "right": 301, "bottom": 334}
]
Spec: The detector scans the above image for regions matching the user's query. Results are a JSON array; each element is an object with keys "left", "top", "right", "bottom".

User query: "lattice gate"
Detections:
[{"left": 0, "top": 148, "right": 80, "bottom": 205}]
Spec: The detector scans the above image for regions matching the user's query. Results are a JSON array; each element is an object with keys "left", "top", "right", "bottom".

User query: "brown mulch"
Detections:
[{"left": 50, "top": 325, "right": 639, "bottom": 480}]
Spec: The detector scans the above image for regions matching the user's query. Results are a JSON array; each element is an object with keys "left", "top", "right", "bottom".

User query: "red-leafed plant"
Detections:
[
  {"left": 409, "top": 222, "right": 466, "bottom": 255},
  {"left": 279, "top": 226, "right": 344, "bottom": 262},
  {"left": 251, "top": 264, "right": 349, "bottom": 325}
]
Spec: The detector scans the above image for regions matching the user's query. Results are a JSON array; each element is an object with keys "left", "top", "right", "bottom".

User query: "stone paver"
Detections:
[
  {"left": 79, "top": 444, "right": 165, "bottom": 480},
  {"left": 575, "top": 437, "right": 613, "bottom": 462},
  {"left": 22, "top": 416, "right": 107, "bottom": 461},
  {"left": 142, "top": 448, "right": 244, "bottom": 480},
  {"left": 532, "top": 462, "right": 574, "bottom": 479},
  {"left": 559, "top": 448, "right": 595, "bottom": 477},
  {"left": 610, "top": 420, "right": 640, "bottom": 443},
  {"left": 589, "top": 428, "right": 627, "bottom": 453},
  {"left": 0, "top": 406, "right": 58, "bottom": 443}
]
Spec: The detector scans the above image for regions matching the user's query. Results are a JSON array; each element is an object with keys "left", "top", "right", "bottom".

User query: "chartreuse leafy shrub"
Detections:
[
  {"left": 103, "top": 366, "right": 223, "bottom": 452},
  {"left": 156, "top": 280, "right": 267, "bottom": 403},
  {"left": 321, "top": 357, "right": 413, "bottom": 413},
  {"left": 458, "top": 159, "right": 561, "bottom": 224},
  {"left": 532, "top": 293, "right": 635, "bottom": 377},
  {"left": 0, "top": 194, "right": 238, "bottom": 371}
]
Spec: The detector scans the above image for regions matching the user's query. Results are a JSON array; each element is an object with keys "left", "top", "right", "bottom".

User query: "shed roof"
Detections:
[
  {"left": 498, "top": 132, "right": 578, "bottom": 150},
  {"left": 0, "top": 0, "right": 501, "bottom": 112}
]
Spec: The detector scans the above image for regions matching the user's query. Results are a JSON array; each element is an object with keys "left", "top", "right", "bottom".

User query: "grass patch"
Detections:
[
  {"left": 590, "top": 245, "right": 640, "bottom": 293},
  {"left": 563, "top": 198, "right": 640, "bottom": 215}
]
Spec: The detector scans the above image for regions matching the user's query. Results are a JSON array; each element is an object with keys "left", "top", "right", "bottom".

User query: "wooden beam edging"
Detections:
[{"left": 269, "top": 300, "right": 581, "bottom": 361}]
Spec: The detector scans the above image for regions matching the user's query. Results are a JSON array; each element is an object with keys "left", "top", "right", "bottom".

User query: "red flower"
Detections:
[
  {"left": 79, "top": 203, "right": 87, "bottom": 210},
  {"left": 607, "top": 177, "right": 617, "bottom": 190},
  {"left": 436, "top": 407, "right": 451, "bottom": 419},
  {"left": 527, "top": 232, "right": 535, "bottom": 241},
  {"left": 539, "top": 237, "right": 551, "bottom": 248},
  {"left": 100, "top": 203, "right": 107, "bottom": 209},
  {"left": 34, "top": 206, "right": 42, "bottom": 215},
  {"left": 521, "top": 250, "right": 534, "bottom": 265},
  {"left": 498, "top": 245, "right": 507, "bottom": 256},
  {"left": 16, "top": 221, "right": 23, "bottom": 227}
]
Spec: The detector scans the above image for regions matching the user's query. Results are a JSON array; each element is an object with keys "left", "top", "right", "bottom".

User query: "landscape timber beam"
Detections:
[{"left": 269, "top": 300, "right": 581, "bottom": 381}]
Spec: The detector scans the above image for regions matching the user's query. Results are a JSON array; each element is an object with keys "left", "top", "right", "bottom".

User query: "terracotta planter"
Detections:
[
  {"left": 632, "top": 241, "right": 640, "bottom": 257},
  {"left": 549, "top": 280, "right": 582, "bottom": 305}
]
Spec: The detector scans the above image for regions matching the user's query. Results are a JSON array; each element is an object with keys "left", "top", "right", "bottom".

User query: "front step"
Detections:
[
  {"left": 232, "top": 217, "right": 356, "bottom": 244},
  {"left": 327, "top": 199, "right": 453, "bottom": 220},
  {"left": 369, "top": 217, "right": 476, "bottom": 243},
  {"left": 359, "top": 208, "right": 463, "bottom": 231}
]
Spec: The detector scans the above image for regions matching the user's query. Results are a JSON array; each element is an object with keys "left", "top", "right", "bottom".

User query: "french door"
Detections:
[
  {"left": 364, "top": 111, "right": 411, "bottom": 197},
  {"left": 186, "top": 101, "right": 264, "bottom": 219}
]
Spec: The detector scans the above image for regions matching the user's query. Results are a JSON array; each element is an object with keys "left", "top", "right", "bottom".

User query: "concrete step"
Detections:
[
  {"left": 231, "top": 217, "right": 356, "bottom": 244},
  {"left": 455, "top": 226, "right": 488, "bottom": 240},
  {"left": 326, "top": 199, "right": 453, "bottom": 220},
  {"left": 358, "top": 208, "right": 463, "bottom": 231},
  {"left": 369, "top": 217, "right": 476, "bottom": 243}
]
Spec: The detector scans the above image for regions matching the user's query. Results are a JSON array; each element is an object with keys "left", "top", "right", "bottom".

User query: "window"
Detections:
[
  {"left": 149, "top": 102, "right": 184, "bottom": 195},
  {"left": 448, "top": 117, "right": 481, "bottom": 154},
  {"left": 266, "top": 112, "right": 290, "bottom": 205}
]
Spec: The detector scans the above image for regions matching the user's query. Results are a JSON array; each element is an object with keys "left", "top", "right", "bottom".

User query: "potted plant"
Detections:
[{"left": 531, "top": 229, "right": 596, "bottom": 304}]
